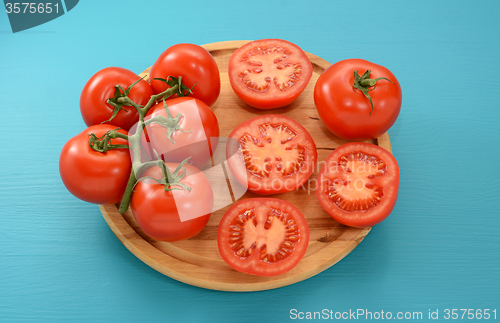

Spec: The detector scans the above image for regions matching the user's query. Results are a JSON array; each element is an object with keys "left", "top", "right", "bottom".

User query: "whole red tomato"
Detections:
[
  {"left": 130, "top": 163, "right": 213, "bottom": 242},
  {"left": 59, "top": 124, "right": 131, "bottom": 205},
  {"left": 80, "top": 67, "right": 154, "bottom": 130},
  {"left": 141, "top": 97, "right": 219, "bottom": 169},
  {"left": 314, "top": 59, "right": 402, "bottom": 141},
  {"left": 149, "top": 44, "right": 221, "bottom": 107}
]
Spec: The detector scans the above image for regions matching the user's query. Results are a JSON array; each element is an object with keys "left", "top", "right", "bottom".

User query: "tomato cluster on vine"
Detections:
[
  {"left": 61, "top": 44, "right": 220, "bottom": 242},
  {"left": 60, "top": 39, "right": 402, "bottom": 277}
]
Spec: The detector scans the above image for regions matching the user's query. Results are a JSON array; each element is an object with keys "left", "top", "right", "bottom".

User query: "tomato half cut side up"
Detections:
[
  {"left": 217, "top": 198, "right": 309, "bottom": 276},
  {"left": 227, "top": 114, "right": 317, "bottom": 195},
  {"left": 317, "top": 142, "right": 400, "bottom": 228},
  {"left": 228, "top": 39, "right": 313, "bottom": 109}
]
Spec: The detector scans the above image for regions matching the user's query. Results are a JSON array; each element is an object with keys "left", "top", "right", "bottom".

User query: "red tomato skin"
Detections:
[
  {"left": 80, "top": 67, "right": 154, "bottom": 131},
  {"left": 316, "top": 142, "right": 400, "bottom": 227},
  {"left": 227, "top": 114, "right": 317, "bottom": 195},
  {"left": 130, "top": 164, "right": 213, "bottom": 242},
  {"left": 141, "top": 97, "right": 219, "bottom": 169},
  {"left": 59, "top": 124, "right": 131, "bottom": 205},
  {"left": 314, "top": 59, "right": 402, "bottom": 141},
  {"left": 228, "top": 39, "right": 313, "bottom": 110},
  {"left": 149, "top": 44, "right": 221, "bottom": 107},
  {"left": 217, "top": 198, "right": 309, "bottom": 276}
]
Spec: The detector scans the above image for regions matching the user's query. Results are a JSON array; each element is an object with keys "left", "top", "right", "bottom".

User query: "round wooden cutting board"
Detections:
[{"left": 99, "top": 40, "right": 392, "bottom": 292}]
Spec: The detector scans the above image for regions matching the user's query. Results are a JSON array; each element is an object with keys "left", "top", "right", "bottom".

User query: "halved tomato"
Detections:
[
  {"left": 217, "top": 198, "right": 309, "bottom": 276},
  {"left": 317, "top": 142, "right": 400, "bottom": 227},
  {"left": 228, "top": 39, "right": 313, "bottom": 109},
  {"left": 227, "top": 115, "right": 317, "bottom": 195}
]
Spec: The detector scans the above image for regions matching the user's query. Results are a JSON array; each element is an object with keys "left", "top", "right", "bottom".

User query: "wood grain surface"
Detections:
[{"left": 100, "top": 40, "right": 393, "bottom": 291}]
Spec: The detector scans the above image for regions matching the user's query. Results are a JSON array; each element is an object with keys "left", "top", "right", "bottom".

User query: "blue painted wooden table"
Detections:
[{"left": 1, "top": 1, "right": 499, "bottom": 322}]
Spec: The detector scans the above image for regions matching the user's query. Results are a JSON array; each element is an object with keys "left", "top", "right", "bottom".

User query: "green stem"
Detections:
[
  {"left": 138, "top": 83, "right": 179, "bottom": 120},
  {"left": 118, "top": 170, "right": 137, "bottom": 214},
  {"left": 109, "top": 130, "right": 129, "bottom": 141},
  {"left": 117, "top": 160, "right": 164, "bottom": 214},
  {"left": 353, "top": 70, "right": 394, "bottom": 115},
  {"left": 117, "top": 96, "right": 143, "bottom": 111},
  {"left": 85, "top": 76, "right": 189, "bottom": 213},
  {"left": 115, "top": 83, "right": 181, "bottom": 213}
]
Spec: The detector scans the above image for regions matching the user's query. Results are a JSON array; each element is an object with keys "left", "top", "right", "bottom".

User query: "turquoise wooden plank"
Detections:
[{"left": 0, "top": 0, "right": 499, "bottom": 322}]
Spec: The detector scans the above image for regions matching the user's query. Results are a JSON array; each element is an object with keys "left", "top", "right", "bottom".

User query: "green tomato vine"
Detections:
[{"left": 88, "top": 76, "right": 194, "bottom": 213}]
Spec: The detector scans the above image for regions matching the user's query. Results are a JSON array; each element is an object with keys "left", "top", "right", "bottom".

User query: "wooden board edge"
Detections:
[
  {"left": 100, "top": 204, "right": 371, "bottom": 292},
  {"left": 200, "top": 40, "right": 252, "bottom": 52},
  {"left": 377, "top": 132, "right": 392, "bottom": 153}
]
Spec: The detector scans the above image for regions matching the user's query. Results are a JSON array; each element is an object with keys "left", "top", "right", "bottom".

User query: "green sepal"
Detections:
[
  {"left": 103, "top": 76, "right": 146, "bottom": 124},
  {"left": 147, "top": 99, "right": 192, "bottom": 144},
  {"left": 135, "top": 154, "right": 193, "bottom": 192},
  {"left": 152, "top": 76, "right": 195, "bottom": 100},
  {"left": 352, "top": 70, "right": 395, "bottom": 115},
  {"left": 88, "top": 128, "right": 129, "bottom": 153}
]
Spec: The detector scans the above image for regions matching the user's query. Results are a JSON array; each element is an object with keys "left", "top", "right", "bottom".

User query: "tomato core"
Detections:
[
  {"left": 228, "top": 206, "right": 300, "bottom": 264},
  {"left": 237, "top": 45, "right": 304, "bottom": 93},
  {"left": 218, "top": 198, "right": 309, "bottom": 276},
  {"left": 239, "top": 123, "right": 307, "bottom": 179},
  {"left": 228, "top": 114, "right": 317, "bottom": 195},
  {"left": 325, "top": 152, "right": 387, "bottom": 212}
]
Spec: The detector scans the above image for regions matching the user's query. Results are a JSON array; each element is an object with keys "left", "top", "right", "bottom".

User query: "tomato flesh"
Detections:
[
  {"left": 240, "top": 123, "right": 306, "bottom": 178},
  {"left": 317, "top": 142, "right": 399, "bottom": 227},
  {"left": 217, "top": 198, "right": 309, "bottom": 276},
  {"left": 328, "top": 152, "right": 387, "bottom": 212},
  {"left": 227, "top": 115, "right": 317, "bottom": 195},
  {"left": 228, "top": 39, "right": 313, "bottom": 109}
]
